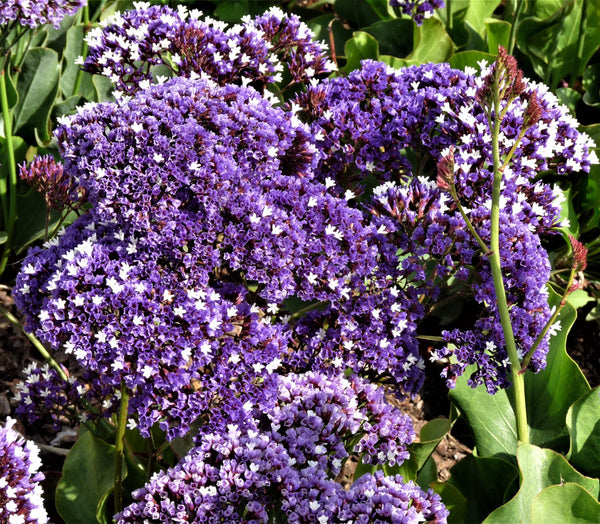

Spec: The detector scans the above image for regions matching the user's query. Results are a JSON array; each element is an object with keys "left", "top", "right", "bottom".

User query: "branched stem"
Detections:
[{"left": 489, "top": 78, "right": 529, "bottom": 443}]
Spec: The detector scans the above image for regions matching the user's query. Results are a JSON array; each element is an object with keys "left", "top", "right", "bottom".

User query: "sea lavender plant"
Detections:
[
  {"left": 294, "top": 57, "right": 596, "bottom": 394},
  {"left": 0, "top": 418, "right": 48, "bottom": 524},
  {"left": 0, "top": 0, "right": 85, "bottom": 30},
  {"left": 82, "top": 3, "right": 335, "bottom": 95},
  {"left": 117, "top": 372, "right": 447, "bottom": 523}
]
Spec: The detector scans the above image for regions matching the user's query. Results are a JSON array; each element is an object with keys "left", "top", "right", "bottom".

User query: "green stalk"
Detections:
[
  {"left": 72, "top": 4, "right": 90, "bottom": 97},
  {"left": 446, "top": 0, "right": 453, "bottom": 32},
  {"left": 489, "top": 86, "right": 529, "bottom": 443},
  {"left": 0, "top": 65, "right": 18, "bottom": 277},
  {"left": 0, "top": 307, "right": 69, "bottom": 381},
  {"left": 114, "top": 381, "right": 130, "bottom": 515},
  {"left": 507, "top": 0, "right": 524, "bottom": 55}
]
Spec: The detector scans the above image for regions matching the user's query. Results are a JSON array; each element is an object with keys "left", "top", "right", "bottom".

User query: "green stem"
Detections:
[
  {"left": 489, "top": 87, "right": 528, "bottom": 443},
  {"left": 451, "top": 186, "right": 490, "bottom": 254},
  {"left": 72, "top": 4, "right": 90, "bottom": 97},
  {"left": 114, "top": 382, "right": 130, "bottom": 515},
  {"left": 0, "top": 65, "right": 17, "bottom": 277},
  {"left": 507, "top": 0, "right": 524, "bottom": 55},
  {"left": 0, "top": 307, "right": 68, "bottom": 381},
  {"left": 446, "top": 0, "right": 453, "bottom": 32}
]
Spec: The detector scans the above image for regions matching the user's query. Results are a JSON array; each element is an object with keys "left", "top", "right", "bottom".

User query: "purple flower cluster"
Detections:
[
  {"left": 0, "top": 418, "right": 48, "bottom": 524},
  {"left": 390, "top": 0, "right": 445, "bottom": 25},
  {"left": 16, "top": 75, "right": 418, "bottom": 438},
  {"left": 82, "top": 3, "right": 334, "bottom": 95},
  {"left": 294, "top": 58, "right": 596, "bottom": 391},
  {"left": 117, "top": 372, "right": 446, "bottom": 523},
  {"left": 0, "top": 0, "right": 85, "bottom": 29}
]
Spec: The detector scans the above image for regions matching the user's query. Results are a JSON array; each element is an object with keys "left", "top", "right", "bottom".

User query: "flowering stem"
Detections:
[
  {"left": 0, "top": 65, "right": 17, "bottom": 277},
  {"left": 114, "top": 381, "right": 129, "bottom": 515},
  {"left": 72, "top": 4, "right": 90, "bottom": 97},
  {"left": 489, "top": 84, "right": 529, "bottom": 443},
  {"left": 0, "top": 306, "right": 69, "bottom": 382}
]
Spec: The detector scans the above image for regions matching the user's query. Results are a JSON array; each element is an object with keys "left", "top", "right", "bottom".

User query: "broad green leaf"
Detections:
[
  {"left": 485, "top": 19, "right": 511, "bottom": 54},
  {"left": 556, "top": 87, "right": 582, "bottom": 114},
  {"left": 408, "top": 17, "right": 453, "bottom": 63},
  {"left": 416, "top": 455, "right": 437, "bottom": 490},
  {"left": 448, "top": 370, "right": 517, "bottom": 460},
  {"left": 565, "top": 289, "right": 595, "bottom": 310},
  {"left": 484, "top": 443, "right": 599, "bottom": 524},
  {"left": 517, "top": 0, "right": 600, "bottom": 89},
  {"left": 448, "top": 50, "right": 495, "bottom": 71},
  {"left": 530, "top": 483, "right": 600, "bottom": 523},
  {"left": 524, "top": 289, "right": 590, "bottom": 449},
  {"left": 583, "top": 63, "right": 600, "bottom": 107},
  {"left": 566, "top": 386, "right": 600, "bottom": 477},
  {"left": 412, "top": 418, "right": 451, "bottom": 470},
  {"left": 56, "top": 431, "right": 126, "bottom": 524},
  {"left": 363, "top": 19, "right": 414, "bottom": 58},
  {"left": 52, "top": 95, "right": 85, "bottom": 121},
  {"left": 343, "top": 31, "right": 379, "bottom": 72},
  {"left": 556, "top": 184, "right": 579, "bottom": 238},
  {"left": 335, "top": 0, "right": 382, "bottom": 28},
  {"left": 448, "top": 455, "right": 517, "bottom": 523},
  {"left": 0, "top": 231, "right": 7, "bottom": 244},
  {"left": 365, "top": 0, "right": 395, "bottom": 20},
  {"left": 462, "top": 0, "right": 501, "bottom": 36},
  {"left": 14, "top": 48, "right": 60, "bottom": 143},
  {"left": 61, "top": 24, "right": 86, "bottom": 98},
  {"left": 92, "top": 75, "right": 115, "bottom": 103},
  {"left": 431, "top": 482, "right": 467, "bottom": 524}
]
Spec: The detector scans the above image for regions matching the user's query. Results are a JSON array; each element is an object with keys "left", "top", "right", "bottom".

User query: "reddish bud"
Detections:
[
  {"left": 436, "top": 147, "right": 455, "bottom": 192},
  {"left": 569, "top": 234, "right": 588, "bottom": 272}
]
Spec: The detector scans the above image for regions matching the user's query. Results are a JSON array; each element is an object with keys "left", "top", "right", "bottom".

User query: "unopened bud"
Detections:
[
  {"left": 437, "top": 147, "right": 455, "bottom": 192},
  {"left": 569, "top": 234, "right": 588, "bottom": 272}
]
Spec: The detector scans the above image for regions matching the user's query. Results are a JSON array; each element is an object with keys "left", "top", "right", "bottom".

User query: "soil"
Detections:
[{"left": 1, "top": 283, "right": 600, "bottom": 519}]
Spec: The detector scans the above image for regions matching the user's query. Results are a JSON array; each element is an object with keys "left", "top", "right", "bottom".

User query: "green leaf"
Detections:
[
  {"left": 485, "top": 19, "right": 511, "bottom": 54},
  {"left": 335, "top": 0, "right": 382, "bottom": 28},
  {"left": 484, "top": 443, "right": 599, "bottom": 524},
  {"left": 379, "top": 56, "right": 421, "bottom": 69},
  {"left": 448, "top": 455, "right": 518, "bottom": 523},
  {"left": 56, "top": 431, "right": 126, "bottom": 524},
  {"left": 565, "top": 289, "right": 595, "bottom": 310},
  {"left": 343, "top": 31, "right": 379, "bottom": 72},
  {"left": 13, "top": 48, "right": 60, "bottom": 143},
  {"left": 566, "top": 386, "right": 600, "bottom": 477},
  {"left": 583, "top": 63, "right": 600, "bottom": 108},
  {"left": 408, "top": 17, "right": 453, "bottom": 63},
  {"left": 524, "top": 289, "right": 590, "bottom": 449},
  {"left": 556, "top": 87, "right": 582, "bottom": 114},
  {"left": 517, "top": 0, "right": 600, "bottom": 89},
  {"left": 61, "top": 24, "right": 86, "bottom": 98},
  {"left": 530, "top": 483, "right": 600, "bottom": 523},
  {"left": 448, "top": 50, "right": 495, "bottom": 71},
  {"left": 363, "top": 19, "right": 414, "bottom": 58},
  {"left": 416, "top": 455, "right": 438, "bottom": 490},
  {"left": 0, "top": 231, "right": 6, "bottom": 244},
  {"left": 365, "top": 0, "right": 394, "bottom": 20},
  {"left": 412, "top": 418, "right": 451, "bottom": 470},
  {"left": 448, "top": 370, "right": 517, "bottom": 460},
  {"left": 431, "top": 482, "right": 468, "bottom": 524},
  {"left": 462, "top": 0, "right": 501, "bottom": 36}
]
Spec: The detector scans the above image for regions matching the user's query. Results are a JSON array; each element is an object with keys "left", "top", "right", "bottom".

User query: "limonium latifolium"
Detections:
[
  {"left": 0, "top": 418, "right": 48, "bottom": 524},
  {"left": 0, "top": 0, "right": 86, "bottom": 29},
  {"left": 117, "top": 372, "right": 447, "bottom": 523},
  {"left": 82, "top": 3, "right": 335, "bottom": 94},
  {"left": 295, "top": 59, "right": 597, "bottom": 392},
  {"left": 14, "top": 74, "right": 405, "bottom": 439}
]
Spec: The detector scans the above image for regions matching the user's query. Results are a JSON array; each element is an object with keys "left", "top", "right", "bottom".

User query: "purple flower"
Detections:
[
  {"left": 389, "top": 0, "right": 445, "bottom": 25},
  {"left": 0, "top": 0, "right": 85, "bottom": 29},
  {"left": 0, "top": 418, "right": 48, "bottom": 523},
  {"left": 118, "top": 372, "right": 425, "bottom": 523},
  {"left": 83, "top": 4, "right": 334, "bottom": 94}
]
